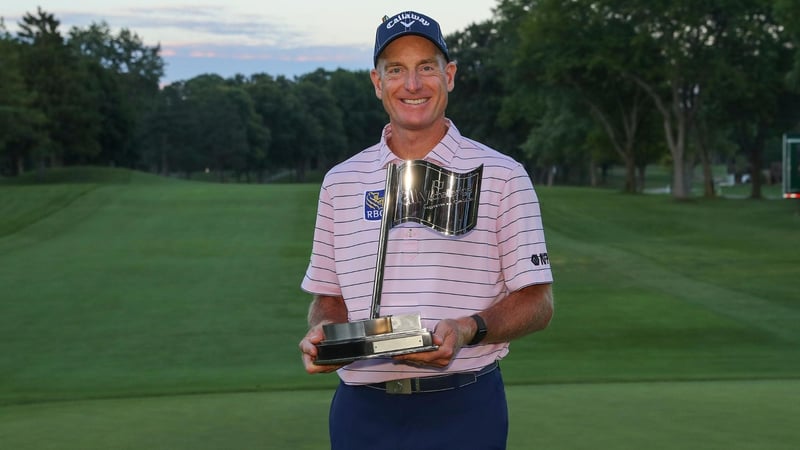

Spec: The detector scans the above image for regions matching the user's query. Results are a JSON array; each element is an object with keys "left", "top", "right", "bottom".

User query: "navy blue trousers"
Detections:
[{"left": 329, "top": 367, "right": 508, "bottom": 450}]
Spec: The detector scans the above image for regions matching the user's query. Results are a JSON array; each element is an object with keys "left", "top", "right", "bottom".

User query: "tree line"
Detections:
[{"left": 2, "top": 1, "right": 800, "bottom": 198}]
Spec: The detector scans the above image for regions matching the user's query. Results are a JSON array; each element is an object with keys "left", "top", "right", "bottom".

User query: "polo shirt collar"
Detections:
[{"left": 377, "top": 119, "right": 461, "bottom": 168}]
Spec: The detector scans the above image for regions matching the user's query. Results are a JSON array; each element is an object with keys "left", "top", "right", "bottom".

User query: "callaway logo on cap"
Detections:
[{"left": 373, "top": 11, "right": 450, "bottom": 67}]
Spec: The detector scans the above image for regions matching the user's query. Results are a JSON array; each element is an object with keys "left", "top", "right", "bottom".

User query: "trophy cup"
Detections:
[{"left": 314, "top": 160, "right": 483, "bottom": 365}]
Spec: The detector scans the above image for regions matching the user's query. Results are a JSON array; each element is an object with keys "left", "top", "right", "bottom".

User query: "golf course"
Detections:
[{"left": 1, "top": 167, "right": 798, "bottom": 449}]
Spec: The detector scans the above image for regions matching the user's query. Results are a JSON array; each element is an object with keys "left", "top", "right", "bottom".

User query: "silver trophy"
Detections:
[{"left": 315, "top": 160, "right": 483, "bottom": 365}]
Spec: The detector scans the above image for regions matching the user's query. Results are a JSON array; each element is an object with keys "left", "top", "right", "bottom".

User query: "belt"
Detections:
[{"left": 364, "top": 362, "right": 499, "bottom": 395}]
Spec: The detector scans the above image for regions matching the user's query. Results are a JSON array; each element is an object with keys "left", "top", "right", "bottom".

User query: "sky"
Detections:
[{"left": 1, "top": 1, "right": 498, "bottom": 84}]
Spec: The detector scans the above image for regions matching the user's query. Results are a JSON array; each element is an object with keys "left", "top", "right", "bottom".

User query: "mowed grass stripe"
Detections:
[
  {"left": 0, "top": 181, "right": 326, "bottom": 405},
  {"left": 0, "top": 184, "right": 99, "bottom": 240},
  {"left": 548, "top": 225, "right": 799, "bottom": 341}
]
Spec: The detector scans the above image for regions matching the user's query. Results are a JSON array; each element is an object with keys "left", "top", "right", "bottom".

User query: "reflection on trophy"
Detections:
[{"left": 315, "top": 160, "right": 483, "bottom": 365}]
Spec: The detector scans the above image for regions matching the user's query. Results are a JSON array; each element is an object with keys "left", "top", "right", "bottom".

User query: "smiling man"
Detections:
[{"left": 299, "top": 11, "right": 554, "bottom": 450}]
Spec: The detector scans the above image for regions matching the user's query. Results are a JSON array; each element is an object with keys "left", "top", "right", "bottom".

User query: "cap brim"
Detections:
[{"left": 374, "top": 32, "right": 450, "bottom": 67}]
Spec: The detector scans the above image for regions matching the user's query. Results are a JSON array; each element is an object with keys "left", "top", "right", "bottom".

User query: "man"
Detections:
[{"left": 299, "top": 11, "right": 554, "bottom": 450}]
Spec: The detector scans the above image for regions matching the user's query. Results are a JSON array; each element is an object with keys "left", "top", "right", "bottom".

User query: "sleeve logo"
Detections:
[{"left": 531, "top": 253, "right": 550, "bottom": 266}]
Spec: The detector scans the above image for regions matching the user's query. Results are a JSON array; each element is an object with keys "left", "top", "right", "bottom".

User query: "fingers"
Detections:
[
  {"left": 299, "top": 326, "right": 343, "bottom": 374},
  {"left": 394, "top": 347, "right": 453, "bottom": 368},
  {"left": 393, "top": 341, "right": 454, "bottom": 368},
  {"left": 302, "top": 351, "right": 342, "bottom": 374},
  {"left": 393, "top": 320, "right": 461, "bottom": 368}
]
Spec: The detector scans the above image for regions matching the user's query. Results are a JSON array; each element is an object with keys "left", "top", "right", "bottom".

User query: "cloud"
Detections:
[
  {"left": 160, "top": 42, "right": 372, "bottom": 82},
  {"left": 122, "top": 7, "right": 306, "bottom": 46},
  {"left": 165, "top": 42, "right": 367, "bottom": 61},
  {"left": 8, "top": 5, "right": 309, "bottom": 47},
  {"left": 4, "top": 5, "right": 373, "bottom": 83}
]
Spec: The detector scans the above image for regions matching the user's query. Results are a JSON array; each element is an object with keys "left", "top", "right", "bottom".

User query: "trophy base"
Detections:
[
  {"left": 314, "top": 313, "right": 438, "bottom": 365},
  {"left": 315, "top": 330, "right": 437, "bottom": 365}
]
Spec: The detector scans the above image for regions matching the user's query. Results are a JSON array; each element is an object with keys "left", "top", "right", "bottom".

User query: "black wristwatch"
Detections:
[{"left": 468, "top": 314, "right": 487, "bottom": 346}]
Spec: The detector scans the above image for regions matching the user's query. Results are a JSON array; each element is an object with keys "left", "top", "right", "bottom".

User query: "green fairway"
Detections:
[
  {"left": 1, "top": 168, "right": 798, "bottom": 448},
  {"left": 1, "top": 380, "right": 797, "bottom": 449}
]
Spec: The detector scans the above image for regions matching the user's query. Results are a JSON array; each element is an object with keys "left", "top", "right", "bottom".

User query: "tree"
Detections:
[
  {"left": 776, "top": 0, "right": 800, "bottom": 90},
  {"left": 519, "top": 92, "right": 596, "bottom": 186},
  {"left": 619, "top": 0, "right": 750, "bottom": 199},
  {"left": 246, "top": 74, "right": 302, "bottom": 178},
  {"left": 446, "top": 20, "right": 511, "bottom": 153},
  {"left": 723, "top": 0, "right": 797, "bottom": 199},
  {"left": 0, "top": 19, "right": 46, "bottom": 175},
  {"left": 151, "top": 82, "right": 207, "bottom": 177},
  {"left": 16, "top": 7, "right": 101, "bottom": 168},
  {"left": 225, "top": 76, "right": 270, "bottom": 181},
  {"left": 139, "top": 83, "right": 178, "bottom": 175},
  {"left": 511, "top": 0, "right": 663, "bottom": 192},
  {"left": 176, "top": 75, "right": 267, "bottom": 181},
  {"left": 492, "top": 0, "right": 545, "bottom": 166},
  {"left": 327, "top": 69, "right": 387, "bottom": 155},
  {"left": 68, "top": 22, "right": 164, "bottom": 167},
  {"left": 293, "top": 71, "right": 346, "bottom": 178}
]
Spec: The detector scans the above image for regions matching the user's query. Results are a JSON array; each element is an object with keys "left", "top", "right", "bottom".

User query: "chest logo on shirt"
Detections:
[{"left": 364, "top": 189, "right": 385, "bottom": 221}]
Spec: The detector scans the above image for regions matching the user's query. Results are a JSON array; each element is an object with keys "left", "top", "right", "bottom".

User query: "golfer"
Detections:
[{"left": 299, "top": 10, "right": 554, "bottom": 449}]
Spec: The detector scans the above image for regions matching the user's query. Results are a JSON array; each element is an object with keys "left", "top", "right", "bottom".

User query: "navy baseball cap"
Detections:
[{"left": 373, "top": 11, "right": 450, "bottom": 67}]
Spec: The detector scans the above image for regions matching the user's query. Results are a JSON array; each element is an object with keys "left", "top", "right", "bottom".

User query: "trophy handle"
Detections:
[{"left": 369, "top": 163, "right": 398, "bottom": 319}]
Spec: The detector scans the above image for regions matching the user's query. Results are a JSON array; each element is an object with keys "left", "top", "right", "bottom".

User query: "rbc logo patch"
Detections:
[{"left": 364, "top": 190, "right": 385, "bottom": 221}]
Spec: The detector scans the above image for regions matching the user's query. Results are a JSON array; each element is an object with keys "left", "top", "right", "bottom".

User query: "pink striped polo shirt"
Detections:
[{"left": 301, "top": 121, "right": 553, "bottom": 385}]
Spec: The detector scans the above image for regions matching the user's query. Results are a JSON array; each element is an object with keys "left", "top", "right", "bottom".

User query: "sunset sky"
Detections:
[{"left": 2, "top": 1, "right": 498, "bottom": 83}]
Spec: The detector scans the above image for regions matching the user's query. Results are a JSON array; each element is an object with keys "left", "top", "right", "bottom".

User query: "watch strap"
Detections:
[{"left": 468, "top": 314, "right": 487, "bottom": 346}]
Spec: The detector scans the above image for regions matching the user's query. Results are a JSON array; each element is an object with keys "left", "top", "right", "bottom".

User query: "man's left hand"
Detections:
[{"left": 392, "top": 317, "right": 473, "bottom": 368}]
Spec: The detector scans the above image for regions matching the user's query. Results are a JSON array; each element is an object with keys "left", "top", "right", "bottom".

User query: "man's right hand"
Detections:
[{"left": 299, "top": 323, "right": 345, "bottom": 374}]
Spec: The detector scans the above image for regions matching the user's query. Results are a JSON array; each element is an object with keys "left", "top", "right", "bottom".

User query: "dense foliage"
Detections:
[{"left": 2, "top": 1, "right": 800, "bottom": 196}]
